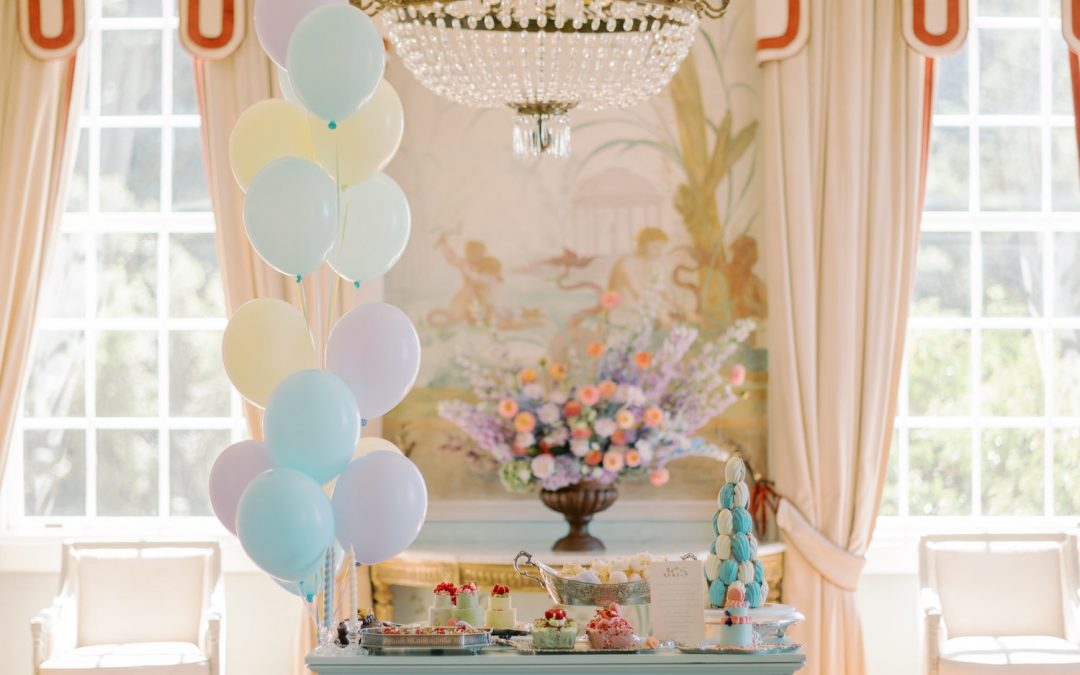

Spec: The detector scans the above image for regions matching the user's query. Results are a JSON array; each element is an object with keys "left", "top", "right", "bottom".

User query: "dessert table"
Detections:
[{"left": 307, "top": 647, "right": 806, "bottom": 674}]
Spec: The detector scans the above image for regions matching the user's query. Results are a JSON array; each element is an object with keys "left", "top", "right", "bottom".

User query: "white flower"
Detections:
[
  {"left": 549, "top": 389, "right": 569, "bottom": 404},
  {"left": 531, "top": 454, "right": 555, "bottom": 479},
  {"left": 624, "top": 385, "right": 646, "bottom": 406},
  {"left": 570, "top": 438, "right": 591, "bottom": 457},
  {"left": 538, "top": 403, "right": 560, "bottom": 425},
  {"left": 593, "top": 417, "right": 617, "bottom": 438},
  {"left": 635, "top": 439, "right": 654, "bottom": 463},
  {"left": 517, "top": 466, "right": 532, "bottom": 482},
  {"left": 522, "top": 383, "right": 544, "bottom": 399},
  {"left": 515, "top": 432, "right": 536, "bottom": 448}
]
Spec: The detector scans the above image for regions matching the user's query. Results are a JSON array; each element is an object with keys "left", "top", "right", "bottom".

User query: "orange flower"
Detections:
[
  {"left": 643, "top": 407, "right": 664, "bottom": 428},
  {"left": 600, "top": 291, "right": 620, "bottom": 309},
  {"left": 615, "top": 409, "right": 636, "bottom": 430},
  {"left": 649, "top": 467, "right": 670, "bottom": 486},
  {"left": 547, "top": 363, "right": 568, "bottom": 381},
  {"left": 579, "top": 385, "right": 601, "bottom": 406},
  {"left": 602, "top": 451, "right": 625, "bottom": 472},
  {"left": 585, "top": 450, "right": 603, "bottom": 466},
  {"left": 625, "top": 449, "right": 642, "bottom": 467},
  {"left": 513, "top": 411, "right": 536, "bottom": 433},
  {"left": 586, "top": 341, "right": 606, "bottom": 358},
  {"left": 598, "top": 380, "right": 617, "bottom": 399},
  {"left": 611, "top": 429, "right": 628, "bottom": 445},
  {"left": 497, "top": 398, "right": 519, "bottom": 418},
  {"left": 564, "top": 400, "right": 583, "bottom": 417},
  {"left": 633, "top": 350, "right": 653, "bottom": 369},
  {"left": 518, "top": 367, "right": 539, "bottom": 384}
]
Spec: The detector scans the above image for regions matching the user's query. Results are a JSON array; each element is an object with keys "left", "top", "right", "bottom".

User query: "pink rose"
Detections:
[
  {"left": 579, "top": 385, "right": 601, "bottom": 406},
  {"left": 649, "top": 467, "right": 670, "bottom": 486},
  {"left": 729, "top": 364, "right": 747, "bottom": 386}
]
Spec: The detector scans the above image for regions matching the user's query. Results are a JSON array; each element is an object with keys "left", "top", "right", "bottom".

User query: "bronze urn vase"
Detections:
[{"left": 539, "top": 480, "right": 618, "bottom": 552}]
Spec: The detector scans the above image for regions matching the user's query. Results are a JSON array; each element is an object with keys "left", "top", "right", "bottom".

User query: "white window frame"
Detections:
[{"left": 1, "top": 0, "right": 245, "bottom": 536}]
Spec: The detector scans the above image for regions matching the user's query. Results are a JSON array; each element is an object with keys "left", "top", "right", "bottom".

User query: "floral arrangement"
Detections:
[{"left": 437, "top": 288, "right": 754, "bottom": 493}]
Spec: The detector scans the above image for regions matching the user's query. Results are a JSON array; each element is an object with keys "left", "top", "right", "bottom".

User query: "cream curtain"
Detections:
[
  {"left": 0, "top": 2, "right": 84, "bottom": 480},
  {"left": 761, "top": 3, "right": 932, "bottom": 675}
]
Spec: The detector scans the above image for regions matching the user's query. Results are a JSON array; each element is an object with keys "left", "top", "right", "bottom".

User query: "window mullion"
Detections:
[{"left": 969, "top": 23, "right": 982, "bottom": 518}]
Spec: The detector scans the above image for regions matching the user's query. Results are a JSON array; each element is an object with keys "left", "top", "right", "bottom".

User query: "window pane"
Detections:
[
  {"left": 172, "top": 128, "right": 210, "bottom": 212},
  {"left": 41, "top": 233, "right": 87, "bottom": 319},
  {"left": 66, "top": 131, "right": 88, "bottom": 212},
  {"left": 978, "top": 0, "right": 1039, "bottom": 16},
  {"left": 170, "top": 233, "right": 225, "bottom": 317},
  {"left": 97, "top": 233, "right": 157, "bottom": 317},
  {"left": 934, "top": 44, "right": 968, "bottom": 114},
  {"left": 100, "top": 30, "right": 162, "bottom": 115},
  {"left": 23, "top": 331, "right": 84, "bottom": 418},
  {"left": 909, "top": 429, "right": 971, "bottom": 516},
  {"left": 978, "top": 29, "right": 1040, "bottom": 114},
  {"left": 170, "top": 430, "right": 227, "bottom": 516},
  {"left": 1054, "top": 330, "right": 1080, "bottom": 417},
  {"left": 980, "top": 127, "right": 1041, "bottom": 211},
  {"left": 982, "top": 329, "right": 1044, "bottom": 416},
  {"left": 909, "top": 329, "right": 970, "bottom": 416},
  {"left": 880, "top": 431, "right": 900, "bottom": 516},
  {"left": 981, "top": 428, "right": 1044, "bottom": 516},
  {"left": 1052, "top": 42, "right": 1074, "bottom": 115},
  {"left": 926, "top": 127, "right": 969, "bottom": 211},
  {"left": 982, "top": 232, "right": 1042, "bottom": 318},
  {"left": 173, "top": 35, "right": 197, "bottom": 114},
  {"left": 1055, "top": 429, "right": 1080, "bottom": 515},
  {"left": 170, "top": 331, "right": 230, "bottom": 417},
  {"left": 1051, "top": 128, "right": 1080, "bottom": 211},
  {"left": 913, "top": 232, "right": 970, "bottom": 316},
  {"left": 23, "top": 429, "right": 85, "bottom": 516},
  {"left": 100, "top": 128, "right": 161, "bottom": 211},
  {"left": 102, "top": 0, "right": 161, "bottom": 17},
  {"left": 97, "top": 331, "right": 157, "bottom": 416},
  {"left": 1054, "top": 233, "right": 1080, "bottom": 316},
  {"left": 97, "top": 429, "right": 159, "bottom": 516}
]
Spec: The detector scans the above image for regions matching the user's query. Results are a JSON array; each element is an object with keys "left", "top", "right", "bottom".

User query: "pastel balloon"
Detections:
[
  {"left": 222, "top": 298, "right": 317, "bottom": 407},
  {"left": 332, "top": 451, "right": 428, "bottom": 565},
  {"left": 243, "top": 157, "right": 337, "bottom": 277},
  {"left": 209, "top": 440, "right": 273, "bottom": 535},
  {"left": 355, "top": 437, "right": 404, "bottom": 458},
  {"left": 273, "top": 540, "right": 344, "bottom": 599},
  {"left": 255, "top": 0, "right": 345, "bottom": 69},
  {"left": 326, "top": 302, "right": 420, "bottom": 419},
  {"left": 286, "top": 5, "right": 385, "bottom": 122},
  {"left": 236, "top": 468, "right": 335, "bottom": 581},
  {"left": 328, "top": 174, "right": 410, "bottom": 283},
  {"left": 276, "top": 66, "right": 302, "bottom": 105},
  {"left": 228, "top": 99, "right": 313, "bottom": 190},
  {"left": 264, "top": 370, "right": 360, "bottom": 485},
  {"left": 309, "top": 80, "right": 403, "bottom": 187}
]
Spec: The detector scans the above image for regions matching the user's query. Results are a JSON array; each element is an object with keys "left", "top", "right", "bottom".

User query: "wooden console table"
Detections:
[{"left": 370, "top": 541, "right": 785, "bottom": 621}]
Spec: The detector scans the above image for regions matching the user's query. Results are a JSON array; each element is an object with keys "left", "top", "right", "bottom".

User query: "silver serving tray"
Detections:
[
  {"left": 510, "top": 638, "right": 656, "bottom": 655},
  {"left": 514, "top": 550, "right": 651, "bottom": 606},
  {"left": 360, "top": 627, "right": 492, "bottom": 653},
  {"left": 677, "top": 642, "right": 804, "bottom": 655}
]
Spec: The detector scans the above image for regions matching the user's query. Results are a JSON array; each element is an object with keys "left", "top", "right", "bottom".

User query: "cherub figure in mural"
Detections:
[
  {"left": 428, "top": 233, "right": 543, "bottom": 330},
  {"left": 609, "top": 227, "right": 701, "bottom": 326},
  {"left": 724, "top": 235, "right": 767, "bottom": 321},
  {"left": 541, "top": 248, "right": 606, "bottom": 363}
]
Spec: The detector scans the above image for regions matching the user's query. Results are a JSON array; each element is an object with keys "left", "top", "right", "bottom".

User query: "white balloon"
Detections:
[
  {"left": 277, "top": 66, "right": 302, "bottom": 106},
  {"left": 329, "top": 174, "right": 411, "bottom": 283},
  {"left": 326, "top": 302, "right": 420, "bottom": 419},
  {"left": 332, "top": 451, "right": 427, "bottom": 565},
  {"left": 355, "top": 437, "right": 404, "bottom": 458}
]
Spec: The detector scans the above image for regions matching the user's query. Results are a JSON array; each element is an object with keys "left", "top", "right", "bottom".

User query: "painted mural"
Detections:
[{"left": 382, "top": 4, "right": 766, "bottom": 502}]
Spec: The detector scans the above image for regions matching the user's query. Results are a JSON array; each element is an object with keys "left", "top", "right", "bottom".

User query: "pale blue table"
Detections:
[{"left": 307, "top": 646, "right": 806, "bottom": 674}]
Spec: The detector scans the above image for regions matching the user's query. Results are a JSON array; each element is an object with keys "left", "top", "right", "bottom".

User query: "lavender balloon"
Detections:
[
  {"left": 209, "top": 440, "right": 273, "bottom": 535},
  {"left": 332, "top": 451, "right": 428, "bottom": 565},
  {"left": 326, "top": 302, "right": 420, "bottom": 420},
  {"left": 254, "top": 0, "right": 345, "bottom": 69}
]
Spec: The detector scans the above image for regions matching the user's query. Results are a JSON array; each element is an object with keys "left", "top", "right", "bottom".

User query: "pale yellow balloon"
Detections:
[
  {"left": 354, "top": 437, "right": 404, "bottom": 459},
  {"left": 309, "top": 80, "right": 404, "bottom": 188},
  {"left": 222, "top": 298, "right": 317, "bottom": 407},
  {"left": 229, "top": 99, "right": 314, "bottom": 190}
]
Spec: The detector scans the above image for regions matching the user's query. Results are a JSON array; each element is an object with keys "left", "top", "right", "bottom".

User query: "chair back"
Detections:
[
  {"left": 919, "top": 533, "right": 1079, "bottom": 639},
  {"left": 61, "top": 541, "right": 221, "bottom": 647}
]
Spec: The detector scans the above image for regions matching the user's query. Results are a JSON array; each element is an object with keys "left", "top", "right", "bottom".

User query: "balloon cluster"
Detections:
[{"left": 207, "top": 0, "right": 427, "bottom": 596}]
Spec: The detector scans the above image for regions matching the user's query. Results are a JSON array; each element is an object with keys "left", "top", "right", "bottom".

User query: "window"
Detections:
[
  {"left": 883, "top": 0, "right": 1080, "bottom": 520},
  {"left": 4, "top": 0, "right": 244, "bottom": 527}
]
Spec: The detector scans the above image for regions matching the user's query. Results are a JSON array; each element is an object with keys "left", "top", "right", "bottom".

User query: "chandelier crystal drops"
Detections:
[{"left": 354, "top": 0, "right": 729, "bottom": 158}]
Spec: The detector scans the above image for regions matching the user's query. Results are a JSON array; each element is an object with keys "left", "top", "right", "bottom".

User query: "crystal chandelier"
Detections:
[{"left": 353, "top": 0, "right": 730, "bottom": 158}]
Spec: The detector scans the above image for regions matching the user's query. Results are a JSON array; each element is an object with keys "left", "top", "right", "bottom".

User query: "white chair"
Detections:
[
  {"left": 919, "top": 532, "right": 1080, "bottom": 674},
  {"left": 31, "top": 542, "right": 224, "bottom": 675}
]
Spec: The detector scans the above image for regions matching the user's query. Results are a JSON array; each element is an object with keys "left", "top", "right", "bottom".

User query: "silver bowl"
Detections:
[{"left": 513, "top": 550, "right": 651, "bottom": 606}]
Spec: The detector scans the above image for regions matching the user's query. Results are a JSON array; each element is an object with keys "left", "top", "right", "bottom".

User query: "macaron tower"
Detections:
[{"left": 704, "top": 457, "right": 769, "bottom": 609}]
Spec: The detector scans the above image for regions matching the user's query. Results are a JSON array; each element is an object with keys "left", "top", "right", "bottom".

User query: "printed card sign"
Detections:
[{"left": 648, "top": 559, "right": 705, "bottom": 644}]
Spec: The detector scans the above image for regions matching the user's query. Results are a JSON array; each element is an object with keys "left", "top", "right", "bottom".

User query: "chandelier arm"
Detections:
[{"left": 353, "top": 0, "right": 730, "bottom": 19}]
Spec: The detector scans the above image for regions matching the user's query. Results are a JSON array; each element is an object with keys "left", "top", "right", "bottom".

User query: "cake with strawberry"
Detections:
[
  {"left": 428, "top": 582, "right": 457, "bottom": 627},
  {"left": 484, "top": 584, "right": 516, "bottom": 630},
  {"left": 531, "top": 608, "right": 577, "bottom": 650},
  {"left": 454, "top": 581, "right": 484, "bottom": 627},
  {"left": 714, "top": 585, "right": 754, "bottom": 647},
  {"left": 585, "top": 603, "right": 639, "bottom": 650}
]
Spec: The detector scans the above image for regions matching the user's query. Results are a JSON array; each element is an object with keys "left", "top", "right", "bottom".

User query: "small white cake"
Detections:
[
  {"left": 484, "top": 584, "right": 517, "bottom": 630},
  {"left": 714, "top": 585, "right": 754, "bottom": 648},
  {"left": 428, "top": 582, "right": 457, "bottom": 627},
  {"left": 454, "top": 582, "right": 484, "bottom": 627}
]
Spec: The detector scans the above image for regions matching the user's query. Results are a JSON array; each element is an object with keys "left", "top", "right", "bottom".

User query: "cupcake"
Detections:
[
  {"left": 532, "top": 608, "right": 577, "bottom": 650},
  {"left": 585, "top": 603, "right": 638, "bottom": 650}
]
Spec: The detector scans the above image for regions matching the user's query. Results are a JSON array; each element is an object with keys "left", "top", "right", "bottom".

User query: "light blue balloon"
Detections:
[
  {"left": 236, "top": 468, "right": 335, "bottom": 581},
  {"left": 275, "top": 568, "right": 321, "bottom": 601},
  {"left": 286, "top": 5, "right": 385, "bottom": 123},
  {"left": 264, "top": 370, "right": 359, "bottom": 484},
  {"left": 243, "top": 157, "right": 336, "bottom": 277}
]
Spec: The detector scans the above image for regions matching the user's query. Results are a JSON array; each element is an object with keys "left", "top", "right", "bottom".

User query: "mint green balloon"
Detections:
[
  {"left": 236, "top": 468, "right": 334, "bottom": 581},
  {"left": 286, "top": 5, "right": 385, "bottom": 123},
  {"left": 243, "top": 157, "right": 336, "bottom": 277},
  {"left": 264, "top": 369, "right": 360, "bottom": 484}
]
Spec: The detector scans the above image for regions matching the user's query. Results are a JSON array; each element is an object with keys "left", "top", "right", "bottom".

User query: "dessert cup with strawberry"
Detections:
[
  {"left": 585, "top": 603, "right": 640, "bottom": 650},
  {"left": 531, "top": 608, "right": 577, "bottom": 650}
]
